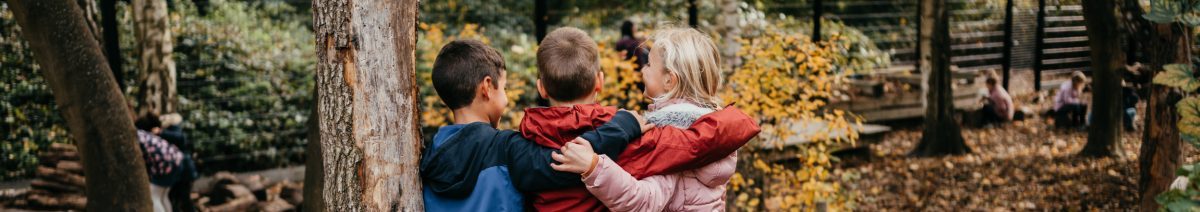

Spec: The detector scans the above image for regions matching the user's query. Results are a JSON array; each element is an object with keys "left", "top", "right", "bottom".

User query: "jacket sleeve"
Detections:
[
  {"left": 583, "top": 155, "right": 677, "bottom": 212},
  {"left": 624, "top": 107, "right": 761, "bottom": 178},
  {"left": 504, "top": 111, "right": 644, "bottom": 192}
]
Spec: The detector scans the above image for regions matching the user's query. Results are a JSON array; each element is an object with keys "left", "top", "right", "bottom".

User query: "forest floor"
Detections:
[{"left": 843, "top": 102, "right": 1195, "bottom": 211}]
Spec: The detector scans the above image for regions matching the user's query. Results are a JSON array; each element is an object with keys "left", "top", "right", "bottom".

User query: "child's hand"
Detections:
[
  {"left": 550, "top": 138, "right": 598, "bottom": 175},
  {"left": 622, "top": 110, "right": 657, "bottom": 133}
]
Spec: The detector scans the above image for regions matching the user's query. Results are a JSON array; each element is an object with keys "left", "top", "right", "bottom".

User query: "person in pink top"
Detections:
[
  {"left": 979, "top": 75, "right": 1014, "bottom": 126},
  {"left": 1054, "top": 71, "right": 1088, "bottom": 129},
  {"left": 549, "top": 27, "right": 755, "bottom": 212}
]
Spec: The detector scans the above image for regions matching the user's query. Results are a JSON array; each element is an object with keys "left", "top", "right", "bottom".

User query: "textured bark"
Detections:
[
  {"left": 7, "top": 0, "right": 153, "bottom": 210},
  {"left": 1138, "top": 23, "right": 1188, "bottom": 212},
  {"left": 1079, "top": 0, "right": 1125, "bottom": 157},
  {"left": 910, "top": 0, "right": 970, "bottom": 157},
  {"left": 307, "top": 0, "right": 424, "bottom": 211},
  {"left": 132, "top": 0, "right": 177, "bottom": 115}
]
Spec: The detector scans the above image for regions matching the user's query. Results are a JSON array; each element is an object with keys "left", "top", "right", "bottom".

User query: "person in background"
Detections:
[
  {"left": 158, "top": 113, "right": 197, "bottom": 212},
  {"left": 1054, "top": 71, "right": 1088, "bottom": 129},
  {"left": 1122, "top": 80, "right": 1139, "bottom": 131},
  {"left": 615, "top": 20, "right": 649, "bottom": 71},
  {"left": 134, "top": 113, "right": 185, "bottom": 212},
  {"left": 979, "top": 74, "right": 1014, "bottom": 126}
]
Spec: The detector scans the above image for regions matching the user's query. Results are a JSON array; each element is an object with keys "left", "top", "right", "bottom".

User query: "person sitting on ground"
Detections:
[
  {"left": 134, "top": 113, "right": 185, "bottom": 212},
  {"left": 1054, "top": 71, "right": 1088, "bottom": 129},
  {"left": 979, "top": 75, "right": 1014, "bottom": 126}
]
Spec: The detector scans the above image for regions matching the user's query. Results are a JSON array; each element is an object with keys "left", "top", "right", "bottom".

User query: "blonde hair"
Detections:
[{"left": 648, "top": 27, "right": 724, "bottom": 109}]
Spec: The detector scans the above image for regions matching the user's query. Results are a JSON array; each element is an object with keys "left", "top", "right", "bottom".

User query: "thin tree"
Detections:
[
  {"left": 1078, "top": 0, "right": 1125, "bottom": 157},
  {"left": 304, "top": 0, "right": 424, "bottom": 210},
  {"left": 7, "top": 0, "right": 152, "bottom": 210},
  {"left": 910, "top": 0, "right": 970, "bottom": 156},
  {"left": 132, "top": 0, "right": 177, "bottom": 114}
]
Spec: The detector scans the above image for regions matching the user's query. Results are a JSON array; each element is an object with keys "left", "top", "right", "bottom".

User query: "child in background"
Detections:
[
  {"left": 980, "top": 74, "right": 1014, "bottom": 126},
  {"left": 552, "top": 27, "right": 755, "bottom": 211},
  {"left": 1055, "top": 71, "right": 1088, "bottom": 129}
]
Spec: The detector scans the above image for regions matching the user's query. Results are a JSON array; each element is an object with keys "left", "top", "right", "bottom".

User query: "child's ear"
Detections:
[
  {"left": 536, "top": 79, "right": 549, "bottom": 99},
  {"left": 479, "top": 76, "right": 494, "bottom": 101},
  {"left": 593, "top": 71, "right": 604, "bottom": 94}
]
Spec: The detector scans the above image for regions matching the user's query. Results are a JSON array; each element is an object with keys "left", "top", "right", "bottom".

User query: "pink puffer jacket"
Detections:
[{"left": 582, "top": 153, "right": 736, "bottom": 212}]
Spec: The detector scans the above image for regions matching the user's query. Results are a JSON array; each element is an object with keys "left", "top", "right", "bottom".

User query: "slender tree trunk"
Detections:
[
  {"left": 911, "top": 0, "right": 970, "bottom": 156},
  {"left": 1079, "top": 0, "right": 1124, "bottom": 157},
  {"left": 1139, "top": 23, "right": 1188, "bottom": 211},
  {"left": 132, "top": 0, "right": 176, "bottom": 115},
  {"left": 7, "top": 0, "right": 152, "bottom": 210},
  {"left": 305, "top": 0, "right": 424, "bottom": 210},
  {"left": 100, "top": 0, "right": 125, "bottom": 91}
]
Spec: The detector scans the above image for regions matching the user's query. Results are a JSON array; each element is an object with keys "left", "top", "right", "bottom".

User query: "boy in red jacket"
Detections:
[{"left": 522, "top": 27, "right": 760, "bottom": 211}]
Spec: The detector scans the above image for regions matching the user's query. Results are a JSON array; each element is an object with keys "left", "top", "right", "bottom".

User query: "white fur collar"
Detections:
[{"left": 645, "top": 103, "right": 715, "bottom": 129}]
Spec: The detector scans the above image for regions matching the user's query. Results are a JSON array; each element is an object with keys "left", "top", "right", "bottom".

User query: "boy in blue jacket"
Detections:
[{"left": 419, "top": 39, "right": 649, "bottom": 211}]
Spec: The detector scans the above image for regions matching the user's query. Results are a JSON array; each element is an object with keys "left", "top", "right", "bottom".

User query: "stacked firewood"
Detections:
[
  {"left": 5, "top": 143, "right": 88, "bottom": 210},
  {"left": 197, "top": 172, "right": 303, "bottom": 212}
]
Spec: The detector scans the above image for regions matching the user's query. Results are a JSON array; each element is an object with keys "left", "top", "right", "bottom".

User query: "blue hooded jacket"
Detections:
[{"left": 420, "top": 111, "right": 643, "bottom": 211}]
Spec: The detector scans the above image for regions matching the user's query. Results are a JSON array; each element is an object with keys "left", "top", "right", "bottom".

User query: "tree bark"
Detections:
[
  {"left": 716, "top": 0, "right": 741, "bottom": 71},
  {"left": 306, "top": 0, "right": 424, "bottom": 211},
  {"left": 1139, "top": 23, "right": 1189, "bottom": 212},
  {"left": 7, "top": 0, "right": 152, "bottom": 211},
  {"left": 911, "top": 0, "right": 970, "bottom": 156},
  {"left": 1079, "top": 0, "right": 1125, "bottom": 157},
  {"left": 132, "top": 0, "right": 177, "bottom": 115}
]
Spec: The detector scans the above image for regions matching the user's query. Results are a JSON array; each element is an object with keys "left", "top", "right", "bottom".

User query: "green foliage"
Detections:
[
  {"left": 1157, "top": 163, "right": 1200, "bottom": 211},
  {"left": 169, "top": 0, "right": 315, "bottom": 174},
  {"left": 1144, "top": 0, "right": 1200, "bottom": 25},
  {"left": 0, "top": 2, "right": 72, "bottom": 181},
  {"left": 1154, "top": 64, "right": 1200, "bottom": 91}
]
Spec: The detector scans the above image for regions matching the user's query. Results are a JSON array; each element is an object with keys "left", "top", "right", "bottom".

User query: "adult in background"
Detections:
[
  {"left": 158, "top": 113, "right": 197, "bottom": 212},
  {"left": 134, "top": 113, "right": 185, "bottom": 212},
  {"left": 615, "top": 20, "right": 649, "bottom": 70}
]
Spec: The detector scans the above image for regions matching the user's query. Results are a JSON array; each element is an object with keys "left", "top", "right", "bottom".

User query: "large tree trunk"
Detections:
[
  {"left": 1139, "top": 23, "right": 1189, "bottom": 212},
  {"left": 305, "top": 0, "right": 424, "bottom": 210},
  {"left": 132, "top": 0, "right": 177, "bottom": 115},
  {"left": 910, "top": 0, "right": 970, "bottom": 156},
  {"left": 7, "top": 0, "right": 152, "bottom": 210},
  {"left": 1078, "top": 0, "right": 1124, "bottom": 157}
]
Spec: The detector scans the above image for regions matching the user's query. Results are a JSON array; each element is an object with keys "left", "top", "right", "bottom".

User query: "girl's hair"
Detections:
[
  {"left": 1071, "top": 71, "right": 1087, "bottom": 84},
  {"left": 648, "top": 26, "right": 724, "bottom": 109}
]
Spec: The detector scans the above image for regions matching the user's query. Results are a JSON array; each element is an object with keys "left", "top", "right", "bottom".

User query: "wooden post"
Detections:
[
  {"left": 1034, "top": 0, "right": 1046, "bottom": 92},
  {"left": 535, "top": 0, "right": 547, "bottom": 43},
  {"left": 1001, "top": 0, "right": 1014, "bottom": 89},
  {"left": 688, "top": 0, "right": 698, "bottom": 27},
  {"left": 812, "top": 0, "right": 823, "bottom": 42}
]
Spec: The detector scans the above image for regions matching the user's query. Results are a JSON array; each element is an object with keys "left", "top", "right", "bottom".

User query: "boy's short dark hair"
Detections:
[
  {"left": 537, "top": 27, "right": 600, "bottom": 102},
  {"left": 432, "top": 39, "right": 506, "bottom": 110}
]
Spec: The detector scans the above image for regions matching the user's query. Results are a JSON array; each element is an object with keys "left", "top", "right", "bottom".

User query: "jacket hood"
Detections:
[
  {"left": 420, "top": 123, "right": 504, "bottom": 198},
  {"left": 519, "top": 104, "right": 617, "bottom": 149}
]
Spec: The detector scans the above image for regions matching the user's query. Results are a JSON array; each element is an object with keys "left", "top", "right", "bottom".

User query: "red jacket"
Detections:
[{"left": 519, "top": 104, "right": 761, "bottom": 211}]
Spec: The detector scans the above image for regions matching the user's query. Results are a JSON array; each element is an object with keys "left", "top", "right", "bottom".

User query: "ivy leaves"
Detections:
[
  {"left": 1144, "top": 0, "right": 1200, "bottom": 25},
  {"left": 1154, "top": 64, "right": 1200, "bottom": 91}
]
